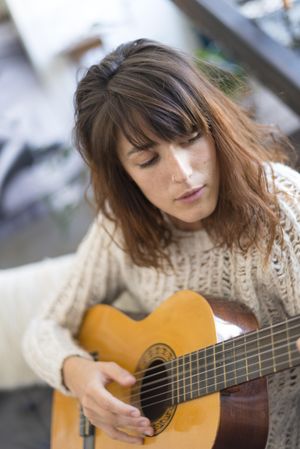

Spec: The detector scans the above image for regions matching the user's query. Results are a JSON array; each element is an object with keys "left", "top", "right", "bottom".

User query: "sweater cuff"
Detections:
[{"left": 57, "top": 350, "right": 94, "bottom": 396}]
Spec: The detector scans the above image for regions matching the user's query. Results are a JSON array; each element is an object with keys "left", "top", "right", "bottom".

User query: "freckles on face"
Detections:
[{"left": 118, "top": 132, "right": 220, "bottom": 230}]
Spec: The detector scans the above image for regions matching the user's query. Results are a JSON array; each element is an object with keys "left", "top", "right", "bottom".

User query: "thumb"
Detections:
[{"left": 101, "top": 362, "right": 136, "bottom": 387}]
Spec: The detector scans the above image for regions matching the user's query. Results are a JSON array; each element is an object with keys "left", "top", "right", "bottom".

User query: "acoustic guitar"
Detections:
[{"left": 51, "top": 290, "right": 300, "bottom": 449}]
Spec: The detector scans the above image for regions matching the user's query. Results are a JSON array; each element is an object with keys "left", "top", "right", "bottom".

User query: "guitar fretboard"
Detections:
[{"left": 166, "top": 315, "right": 300, "bottom": 406}]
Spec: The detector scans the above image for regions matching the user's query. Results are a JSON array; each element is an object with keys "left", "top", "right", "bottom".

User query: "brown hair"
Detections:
[{"left": 74, "top": 38, "right": 293, "bottom": 269}]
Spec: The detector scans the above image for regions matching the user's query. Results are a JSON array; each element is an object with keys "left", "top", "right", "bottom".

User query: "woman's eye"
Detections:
[
  {"left": 186, "top": 132, "right": 201, "bottom": 145},
  {"left": 139, "top": 155, "right": 158, "bottom": 168}
]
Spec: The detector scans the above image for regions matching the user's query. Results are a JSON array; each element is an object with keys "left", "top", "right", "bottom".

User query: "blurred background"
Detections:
[
  {"left": 0, "top": 1, "right": 299, "bottom": 447},
  {"left": 0, "top": 0, "right": 299, "bottom": 269}
]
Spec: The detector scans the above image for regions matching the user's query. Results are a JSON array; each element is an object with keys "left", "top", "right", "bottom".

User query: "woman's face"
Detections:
[{"left": 118, "top": 131, "right": 220, "bottom": 231}]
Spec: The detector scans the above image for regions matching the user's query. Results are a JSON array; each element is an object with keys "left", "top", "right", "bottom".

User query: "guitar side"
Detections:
[
  {"left": 51, "top": 291, "right": 268, "bottom": 449},
  {"left": 210, "top": 298, "right": 269, "bottom": 449}
]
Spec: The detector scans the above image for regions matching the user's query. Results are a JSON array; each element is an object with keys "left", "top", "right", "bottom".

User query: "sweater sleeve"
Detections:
[
  {"left": 268, "top": 164, "right": 300, "bottom": 316},
  {"left": 22, "top": 215, "right": 125, "bottom": 395}
]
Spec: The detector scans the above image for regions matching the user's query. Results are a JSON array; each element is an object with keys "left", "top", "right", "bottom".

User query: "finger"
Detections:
[
  {"left": 84, "top": 403, "right": 153, "bottom": 436},
  {"left": 112, "top": 413, "right": 153, "bottom": 433},
  {"left": 101, "top": 362, "right": 136, "bottom": 387},
  {"left": 99, "top": 422, "right": 144, "bottom": 445},
  {"left": 96, "top": 386, "right": 141, "bottom": 418},
  {"left": 296, "top": 338, "right": 300, "bottom": 352},
  {"left": 97, "top": 407, "right": 151, "bottom": 429}
]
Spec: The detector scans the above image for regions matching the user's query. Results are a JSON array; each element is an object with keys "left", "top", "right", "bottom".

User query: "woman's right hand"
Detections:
[{"left": 62, "top": 356, "right": 153, "bottom": 445}]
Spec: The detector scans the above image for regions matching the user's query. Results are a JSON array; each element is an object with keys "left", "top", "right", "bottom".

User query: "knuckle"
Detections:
[
  {"left": 110, "top": 431, "right": 118, "bottom": 440},
  {"left": 108, "top": 361, "right": 118, "bottom": 370},
  {"left": 101, "top": 398, "right": 110, "bottom": 411},
  {"left": 86, "top": 415, "right": 97, "bottom": 426},
  {"left": 81, "top": 396, "right": 89, "bottom": 409},
  {"left": 83, "top": 409, "right": 93, "bottom": 421},
  {"left": 117, "top": 415, "right": 129, "bottom": 427},
  {"left": 105, "top": 426, "right": 116, "bottom": 439}
]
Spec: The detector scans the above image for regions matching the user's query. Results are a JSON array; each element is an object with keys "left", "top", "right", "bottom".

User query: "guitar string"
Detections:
[
  {"left": 129, "top": 333, "right": 300, "bottom": 402},
  {"left": 129, "top": 346, "right": 300, "bottom": 410},
  {"left": 131, "top": 327, "right": 298, "bottom": 395},
  {"left": 134, "top": 351, "right": 300, "bottom": 411},
  {"left": 130, "top": 318, "right": 300, "bottom": 385},
  {"left": 129, "top": 329, "right": 300, "bottom": 402},
  {"left": 131, "top": 316, "right": 300, "bottom": 381}
]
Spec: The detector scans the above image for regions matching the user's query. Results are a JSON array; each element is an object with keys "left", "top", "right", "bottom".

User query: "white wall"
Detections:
[
  {"left": 104, "top": 0, "right": 199, "bottom": 54},
  {"left": 4, "top": 0, "right": 199, "bottom": 138}
]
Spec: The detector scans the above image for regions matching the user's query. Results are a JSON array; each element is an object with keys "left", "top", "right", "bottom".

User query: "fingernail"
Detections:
[
  {"left": 139, "top": 419, "right": 149, "bottom": 426},
  {"left": 144, "top": 429, "right": 154, "bottom": 436},
  {"left": 131, "top": 409, "right": 140, "bottom": 417}
]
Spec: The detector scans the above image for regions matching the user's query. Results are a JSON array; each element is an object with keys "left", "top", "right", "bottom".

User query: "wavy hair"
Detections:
[{"left": 74, "top": 38, "right": 293, "bottom": 269}]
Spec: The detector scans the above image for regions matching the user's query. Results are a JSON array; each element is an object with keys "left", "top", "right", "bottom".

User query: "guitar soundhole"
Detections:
[{"left": 140, "top": 359, "right": 170, "bottom": 421}]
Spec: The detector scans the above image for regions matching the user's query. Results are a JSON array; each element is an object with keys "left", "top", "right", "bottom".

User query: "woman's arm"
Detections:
[
  {"left": 22, "top": 216, "right": 125, "bottom": 394},
  {"left": 22, "top": 216, "right": 153, "bottom": 443}
]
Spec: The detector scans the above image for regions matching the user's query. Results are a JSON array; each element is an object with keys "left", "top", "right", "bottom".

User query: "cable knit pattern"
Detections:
[{"left": 23, "top": 163, "right": 300, "bottom": 449}]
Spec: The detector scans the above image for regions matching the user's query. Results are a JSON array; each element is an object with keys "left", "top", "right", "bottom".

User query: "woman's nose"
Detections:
[{"left": 169, "top": 151, "right": 193, "bottom": 183}]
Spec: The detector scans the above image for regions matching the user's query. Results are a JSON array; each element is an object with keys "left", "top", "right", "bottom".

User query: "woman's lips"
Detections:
[{"left": 176, "top": 186, "right": 206, "bottom": 203}]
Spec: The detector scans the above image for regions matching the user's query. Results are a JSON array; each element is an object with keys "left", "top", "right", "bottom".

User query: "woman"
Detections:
[{"left": 23, "top": 39, "right": 300, "bottom": 447}]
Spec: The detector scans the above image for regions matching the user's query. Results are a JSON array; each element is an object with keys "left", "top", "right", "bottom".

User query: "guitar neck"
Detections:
[{"left": 169, "top": 315, "right": 300, "bottom": 405}]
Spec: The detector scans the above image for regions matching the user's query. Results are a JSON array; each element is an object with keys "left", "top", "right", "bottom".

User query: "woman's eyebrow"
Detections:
[{"left": 126, "top": 143, "right": 155, "bottom": 157}]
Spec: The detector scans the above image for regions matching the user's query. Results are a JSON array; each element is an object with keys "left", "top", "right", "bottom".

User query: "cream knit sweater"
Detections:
[{"left": 23, "top": 163, "right": 300, "bottom": 449}]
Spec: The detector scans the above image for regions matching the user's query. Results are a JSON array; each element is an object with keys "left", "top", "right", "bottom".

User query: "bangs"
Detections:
[{"left": 106, "top": 73, "right": 209, "bottom": 149}]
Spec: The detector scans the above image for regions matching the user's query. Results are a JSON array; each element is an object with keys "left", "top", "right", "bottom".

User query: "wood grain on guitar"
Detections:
[{"left": 51, "top": 290, "right": 300, "bottom": 449}]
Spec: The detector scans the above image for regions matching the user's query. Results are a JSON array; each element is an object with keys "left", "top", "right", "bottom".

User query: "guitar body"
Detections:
[{"left": 51, "top": 291, "right": 268, "bottom": 449}]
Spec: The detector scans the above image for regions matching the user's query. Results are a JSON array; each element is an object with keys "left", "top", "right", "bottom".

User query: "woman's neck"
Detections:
[{"left": 167, "top": 215, "right": 203, "bottom": 232}]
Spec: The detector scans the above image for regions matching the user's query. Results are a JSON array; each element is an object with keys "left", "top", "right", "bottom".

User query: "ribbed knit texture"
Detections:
[{"left": 23, "top": 163, "right": 300, "bottom": 448}]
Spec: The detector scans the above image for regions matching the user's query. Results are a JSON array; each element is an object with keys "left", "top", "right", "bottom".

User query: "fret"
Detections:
[
  {"left": 203, "top": 347, "right": 208, "bottom": 394},
  {"left": 272, "top": 322, "right": 290, "bottom": 372},
  {"left": 244, "top": 335, "right": 249, "bottom": 381},
  {"left": 177, "top": 356, "right": 184, "bottom": 403},
  {"left": 189, "top": 353, "right": 193, "bottom": 399},
  {"left": 223, "top": 338, "right": 236, "bottom": 387},
  {"left": 270, "top": 324, "right": 277, "bottom": 372},
  {"left": 244, "top": 331, "right": 260, "bottom": 380},
  {"left": 285, "top": 317, "right": 300, "bottom": 367},
  {"left": 183, "top": 355, "right": 186, "bottom": 402},
  {"left": 256, "top": 330, "right": 263, "bottom": 377},
  {"left": 232, "top": 337, "right": 238, "bottom": 385},
  {"left": 258, "top": 327, "right": 272, "bottom": 376},
  {"left": 259, "top": 323, "right": 290, "bottom": 376},
  {"left": 213, "top": 344, "right": 217, "bottom": 391},
  {"left": 175, "top": 357, "right": 180, "bottom": 404},
  {"left": 222, "top": 341, "right": 227, "bottom": 388},
  {"left": 232, "top": 335, "right": 248, "bottom": 384},
  {"left": 190, "top": 351, "right": 199, "bottom": 400},
  {"left": 197, "top": 348, "right": 207, "bottom": 396},
  {"left": 205, "top": 346, "right": 216, "bottom": 394},
  {"left": 170, "top": 359, "right": 176, "bottom": 406},
  {"left": 196, "top": 350, "right": 201, "bottom": 397},
  {"left": 215, "top": 343, "right": 225, "bottom": 390},
  {"left": 183, "top": 353, "right": 191, "bottom": 401}
]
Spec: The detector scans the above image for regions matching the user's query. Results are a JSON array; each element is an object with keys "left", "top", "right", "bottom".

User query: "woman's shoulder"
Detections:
[
  {"left": 264, "top": 162, "right": 300, "bottom": 197},
  {"left": 264, "top": 162, "right": 300, "bottom": 235},
  {"left": 78, "top": 211, "right": 125, "bottom": 257},
  {"left": 93, "top": 212, "right": 124, "bottom": 241}
]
